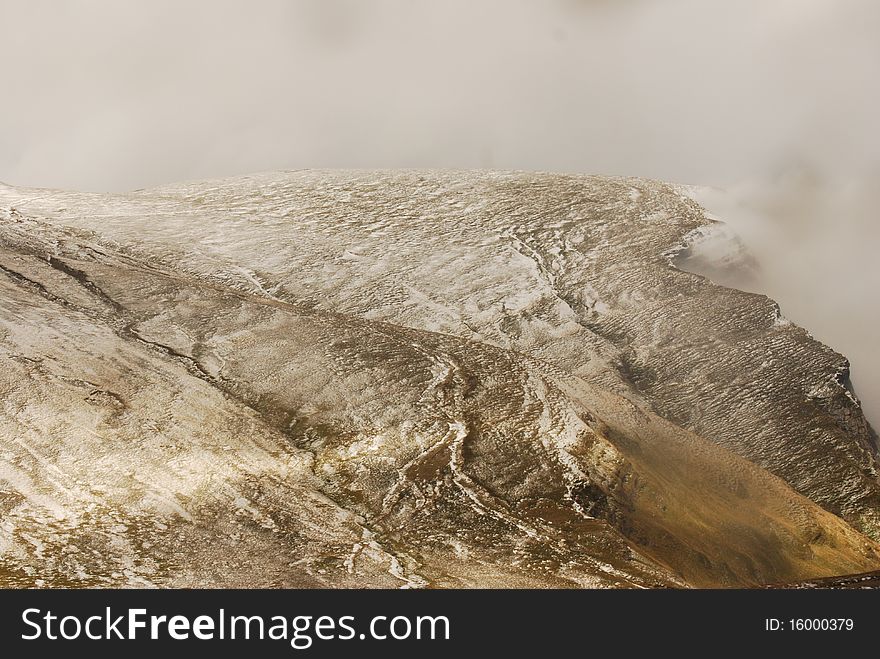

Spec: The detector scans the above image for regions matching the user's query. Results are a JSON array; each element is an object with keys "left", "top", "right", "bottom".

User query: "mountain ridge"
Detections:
[{"left": 1, "top": 170, "right": 878, "bottom": 587}]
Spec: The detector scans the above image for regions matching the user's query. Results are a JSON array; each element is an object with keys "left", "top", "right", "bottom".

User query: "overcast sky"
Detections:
[
  {"left": 2, "top": 0, "right": 878, "bottom": 191},
  {"left": 2, "top": 0, "right": 879, "bottom": 424}
]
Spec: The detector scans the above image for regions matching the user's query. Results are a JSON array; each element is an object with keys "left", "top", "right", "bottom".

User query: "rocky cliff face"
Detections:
[{"left": 0, "top": 171, "right": 878, "bottom": 588}]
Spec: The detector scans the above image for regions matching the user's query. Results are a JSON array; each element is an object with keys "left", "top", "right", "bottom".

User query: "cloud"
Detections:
[
  {"left": 687, "top": 166, "right": 880, "bottom": 427},
  {"left": 2, "top": 0, "right": 876, "bottom": 191}
]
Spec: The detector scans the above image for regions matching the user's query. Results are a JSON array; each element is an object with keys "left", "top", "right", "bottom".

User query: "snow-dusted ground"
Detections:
[{"left": 0, "top": 171, "right": 878, "bottom": 588}]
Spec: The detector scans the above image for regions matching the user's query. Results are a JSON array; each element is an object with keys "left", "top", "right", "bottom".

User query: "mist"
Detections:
[
  {"left": 1, "top": 0, "right": 878, "bottom": 423},
  {"left": 687, "top": 169, "right": 880, "bottom": 428}
]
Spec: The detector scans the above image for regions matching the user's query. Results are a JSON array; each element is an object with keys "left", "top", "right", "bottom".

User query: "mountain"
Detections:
[{"left": 0, "top": 170, "right": 878, "bottom": 587}]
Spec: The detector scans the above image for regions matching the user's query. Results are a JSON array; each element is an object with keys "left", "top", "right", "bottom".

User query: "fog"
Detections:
[
  {"left": 687, "top": 171, "right": 880, "bottom": 428},
  {"left": 1, "top": 0, "right": 878, "bottom": 423}
]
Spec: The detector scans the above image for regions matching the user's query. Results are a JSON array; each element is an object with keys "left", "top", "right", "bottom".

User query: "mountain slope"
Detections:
[{"left": 0, "top": 171, "right": 878, "bottom": 587}]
